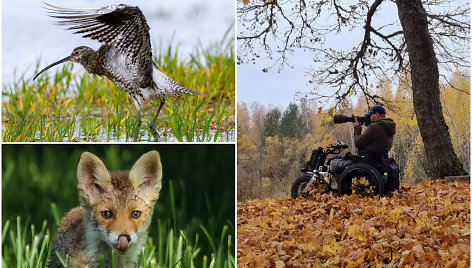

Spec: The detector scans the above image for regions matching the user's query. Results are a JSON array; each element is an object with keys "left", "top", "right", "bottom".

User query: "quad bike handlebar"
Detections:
[{"left": 325, "top": 140, "right": 348, "bottom": 154}]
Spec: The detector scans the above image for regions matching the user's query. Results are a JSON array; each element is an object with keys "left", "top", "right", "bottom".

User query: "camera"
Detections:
[{"left": 333, "top": 114, "right": 371, "bottom": 126}]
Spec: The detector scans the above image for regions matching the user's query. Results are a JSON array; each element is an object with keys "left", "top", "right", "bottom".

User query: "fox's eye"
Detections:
[
  {"left": 131, "top": 210, "right": 141, "bottom": 218},
  {"left": 101, "top": 211, "right": 113, "bottom": 218}
]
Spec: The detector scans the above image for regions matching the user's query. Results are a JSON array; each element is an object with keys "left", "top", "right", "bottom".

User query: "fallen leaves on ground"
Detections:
[{"left": 237, "top": 179, "right": 470, "bottom": 267}]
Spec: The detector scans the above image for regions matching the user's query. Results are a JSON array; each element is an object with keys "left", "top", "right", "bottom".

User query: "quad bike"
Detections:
[{"left": 291, "top": 140, "right": 385, "bottom": 198}]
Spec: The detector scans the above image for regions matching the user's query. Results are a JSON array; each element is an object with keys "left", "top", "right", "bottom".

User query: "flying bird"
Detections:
[{"left": 33, "top": 3, "right": 205, "bottom": 140}]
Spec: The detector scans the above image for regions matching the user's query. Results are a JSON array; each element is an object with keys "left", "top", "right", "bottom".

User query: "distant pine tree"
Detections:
[
  {"left": 279, "top": 103, "right": 305, "bottom": 139},
  {"left": 264, "top": 108, "right": 281, "bottom": 137}
]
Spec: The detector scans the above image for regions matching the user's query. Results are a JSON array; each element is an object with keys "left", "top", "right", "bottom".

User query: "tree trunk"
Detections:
[{"left": 396, "top": 0, "right": 466, "bottom": 178}]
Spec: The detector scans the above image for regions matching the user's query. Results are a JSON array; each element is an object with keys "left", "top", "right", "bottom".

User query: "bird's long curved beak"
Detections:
[{"left": 33, "top": 56, "right": 71, "bottom": 80}]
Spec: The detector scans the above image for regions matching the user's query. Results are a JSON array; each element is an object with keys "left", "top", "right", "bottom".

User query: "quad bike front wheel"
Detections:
[
  {"left": 291, "top": 175, "right": 312, "bottom": 199},
  {"left": 338, "top": 163, "right": 384, "bottom": 196}
]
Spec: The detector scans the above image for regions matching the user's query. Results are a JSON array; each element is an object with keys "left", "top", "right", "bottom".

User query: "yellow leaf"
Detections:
[
  {"left": 290, "top": 251, "right": 300, "bottom": 260},
  {"left": 444, "top": 199, "right": 451, "bottom": 206},
  {"left": 387, "top": 207, "right": 402, "bottom": 224},
  {"left": 418, "top": 211, "right": 428, "bottom": 218},
  {"left": 345, "top": 257, "right": 364, "bottom": 268},
  {"left": 261, "top": 218, "right": 269, "bottom": 228},
  {"left": 347, "top": 224, "right": 365, "bottom": 241},
  {"left": 380, "top": 197, "right": 388, "bottom": 205},
  {"left": 329, "top": 208, "right": 334, "bottom": 220},
  {"left": 391, "top": 249, "right": 402, "bottom": 261},
  {"left": 322, "top": 236, "right": 339, "bottom": 255},
  {"left": 369, "top": 227, "right": 375, "bottom": 234}
]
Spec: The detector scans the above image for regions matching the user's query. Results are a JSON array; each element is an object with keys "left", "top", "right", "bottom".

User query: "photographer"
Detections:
[
  {"left": 353, "top": 105, "right": 396, "bottom": 165},
  {"left": 330, "top": 105, "right": 399, "bottom": 192}
]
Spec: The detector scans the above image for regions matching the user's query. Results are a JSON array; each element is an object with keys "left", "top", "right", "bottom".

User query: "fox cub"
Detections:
[{"left": 48, "top": 151, "right": 163, "bottom": 268}]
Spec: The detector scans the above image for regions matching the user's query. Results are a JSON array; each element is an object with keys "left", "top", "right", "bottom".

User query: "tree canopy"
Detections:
[{"left": 238, "top": 0, "right": 469, "bottom": 105}]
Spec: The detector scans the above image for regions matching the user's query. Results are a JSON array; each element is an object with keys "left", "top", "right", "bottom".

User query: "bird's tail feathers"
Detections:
[
  {"left": 153, "top": 66, "right": 205, "bottom": 97},
  {"left": 174, "top": 85, "right": 205, "bottom": 97}
]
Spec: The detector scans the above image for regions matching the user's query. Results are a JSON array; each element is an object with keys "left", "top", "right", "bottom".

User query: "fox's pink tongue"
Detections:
[{"left": 118, "top": 236, "right": 129, "bottom": 251}]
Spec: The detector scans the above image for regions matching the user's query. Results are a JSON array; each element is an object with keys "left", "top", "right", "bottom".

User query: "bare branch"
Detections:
[{"left": 238, "top": 0, "right": 470, "bottom": 106}]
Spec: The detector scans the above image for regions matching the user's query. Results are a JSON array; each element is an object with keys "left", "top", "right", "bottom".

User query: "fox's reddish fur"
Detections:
[{"left": 48, "top": 151, "right": 162, "bottom": 268}]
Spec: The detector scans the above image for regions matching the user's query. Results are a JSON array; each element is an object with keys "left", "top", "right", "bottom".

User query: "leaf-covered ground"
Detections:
[{"left": 237, "top": 180, "right": 470, "bottom": 267}]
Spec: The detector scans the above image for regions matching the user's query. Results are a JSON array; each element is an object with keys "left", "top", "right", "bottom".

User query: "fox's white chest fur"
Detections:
[{"left": 83, "top": 217, "right": 150, "bottom": 267}]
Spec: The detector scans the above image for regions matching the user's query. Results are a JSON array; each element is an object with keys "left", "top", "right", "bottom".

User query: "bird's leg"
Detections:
[
  {"left": 149, "top": 99, "right": 165, "bottom": 139},
  {"left": 134, "top": 109, "right": 142, "bottom": 141}
]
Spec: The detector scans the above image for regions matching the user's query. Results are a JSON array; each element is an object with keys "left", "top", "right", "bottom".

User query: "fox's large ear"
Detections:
[
  {"left": 77, "top": 152, "right": 112, "bottom": 205},
  {"left": 129, "top": 151, "right": 163, "bottom": 203}
]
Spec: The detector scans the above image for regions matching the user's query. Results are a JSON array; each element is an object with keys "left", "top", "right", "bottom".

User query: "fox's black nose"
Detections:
[{"left": 119, "top": 234, "right": 131, "bottom": 242}]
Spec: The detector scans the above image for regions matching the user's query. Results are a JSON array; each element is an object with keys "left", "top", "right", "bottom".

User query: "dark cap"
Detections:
[{"left": 364, "top": 105, "right": 386, "bottom": 117}]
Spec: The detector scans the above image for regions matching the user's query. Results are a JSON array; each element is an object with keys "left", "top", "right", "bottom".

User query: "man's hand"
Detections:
[{"left": 353, "top": 117, "right": 360, "bottom": 127}]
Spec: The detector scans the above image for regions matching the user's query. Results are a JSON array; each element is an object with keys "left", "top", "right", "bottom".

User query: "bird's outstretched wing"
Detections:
[{"left": 45, "top": 3, "right": 153, "bottom": 86}]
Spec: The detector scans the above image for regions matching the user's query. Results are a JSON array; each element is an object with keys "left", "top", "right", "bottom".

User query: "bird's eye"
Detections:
[
  {"left": 131, "top": 210, "right": 141, "bottom": 218},
  {"left": 101, "top": 210, "right": 113, "bottom": 218},
  {"left": 74, "top": 51, "right": 79, "bottom": 55}
]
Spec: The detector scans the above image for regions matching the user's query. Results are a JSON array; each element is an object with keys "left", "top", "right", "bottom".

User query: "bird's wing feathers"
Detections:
[
  {"left": 45, "top": 3, "right": 153, "bottom": 87},
  {"left": 45, "top": 3, "right": 150, "bottom": 54}
]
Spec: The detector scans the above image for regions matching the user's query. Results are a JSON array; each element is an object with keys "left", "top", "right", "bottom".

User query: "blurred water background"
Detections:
[{"left": 2, "top": 0, "right": 234, "bottom": 84}]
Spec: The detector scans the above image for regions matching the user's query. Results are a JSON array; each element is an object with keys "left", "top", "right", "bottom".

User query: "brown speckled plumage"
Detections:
[{"left": 34, "top": 3, "right": 205, "bottom": 139}]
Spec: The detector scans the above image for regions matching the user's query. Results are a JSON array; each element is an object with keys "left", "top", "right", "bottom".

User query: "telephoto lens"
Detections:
[{"left": 333, "top": 114, "right": 370, "bottom": 125}]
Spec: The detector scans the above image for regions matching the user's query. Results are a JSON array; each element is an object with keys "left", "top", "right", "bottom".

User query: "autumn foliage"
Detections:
[
  {"left": 237, "top": 179, "right": 470, "bottom": 267},
  {"left": 237, "top": 73, "right": 470, "bottom": 201}
]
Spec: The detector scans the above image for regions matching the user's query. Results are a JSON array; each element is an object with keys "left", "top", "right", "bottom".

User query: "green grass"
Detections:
[
  {"left": 2, "top": 28, "right": 235, "bottom": 142},
  {"left": 2, "top": 213, "right": 234, "bottom": 268},
  {"left": 2, "top": 145, "right": 235, "bottom": 267}
]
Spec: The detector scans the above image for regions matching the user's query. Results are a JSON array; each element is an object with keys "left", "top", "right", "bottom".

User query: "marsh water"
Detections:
[{"left": 50, "top": 117, "right": 235, "bottom": 143}]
